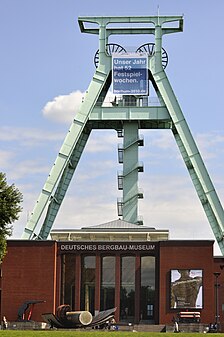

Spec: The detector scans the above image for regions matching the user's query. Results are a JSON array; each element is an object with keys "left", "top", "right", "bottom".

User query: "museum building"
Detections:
[{"left": 1, "top": 219, "right": 224, "bottom": 330}]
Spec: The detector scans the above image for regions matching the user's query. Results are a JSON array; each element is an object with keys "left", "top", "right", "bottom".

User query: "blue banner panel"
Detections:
[{"left": 112, "top": 55, "right": 148, "bottom": 95}]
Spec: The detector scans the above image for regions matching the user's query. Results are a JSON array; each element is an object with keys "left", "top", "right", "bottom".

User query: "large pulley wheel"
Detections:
[
  {"left": 94, "top": 43, "right": 126, "bottom": 67},
  {"left": 136, "top": 43, "right": 168, "bottom": 69}
]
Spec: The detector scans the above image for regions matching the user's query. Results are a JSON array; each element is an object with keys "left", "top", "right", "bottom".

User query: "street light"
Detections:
[{"left": 214, "top": 272, "right": 221, "bottom": 331}]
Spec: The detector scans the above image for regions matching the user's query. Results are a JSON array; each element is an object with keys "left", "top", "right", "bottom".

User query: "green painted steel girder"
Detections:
[{"left": 78, "top": 15, "right": 183, "bottom": 36}]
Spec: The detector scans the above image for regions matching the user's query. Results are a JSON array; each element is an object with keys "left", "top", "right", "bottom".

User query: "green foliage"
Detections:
[{"left": 0, "top": 172, "right": 23, "bottom": 261}]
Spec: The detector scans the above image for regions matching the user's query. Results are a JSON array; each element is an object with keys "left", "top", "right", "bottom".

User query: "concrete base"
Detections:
[
  {"left": 5, "top": 321, "right": 208, "bottom": 332},
  {"left": 7, "top": 321, "right": 48, "bottom": 330},
  {"left": 117, "top": 324, "right": 166, "bottom": 332},
  {"left": 166, "top": 323, "right": 208, "bottom": 333}
]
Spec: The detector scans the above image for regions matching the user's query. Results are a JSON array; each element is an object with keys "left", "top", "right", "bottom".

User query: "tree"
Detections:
[{"left": 0, "top": 172, "right": 23, "bottom": 262}]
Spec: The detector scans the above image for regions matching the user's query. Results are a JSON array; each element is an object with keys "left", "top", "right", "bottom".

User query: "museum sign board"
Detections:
[{"left": 58, "top": 241, "right": 157, "bottom": 254}]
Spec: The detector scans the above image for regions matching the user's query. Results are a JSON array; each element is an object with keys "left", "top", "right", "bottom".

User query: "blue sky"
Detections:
[{"left": 0, "top": 0, "right": 224, "bottom": 254}]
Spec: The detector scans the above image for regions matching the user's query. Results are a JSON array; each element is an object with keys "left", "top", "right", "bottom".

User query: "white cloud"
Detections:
[
  {"left": 149, "top": 130, "right": 176, "bottom": 150},
  {"left": 85, "top": 131, "right": 117, "bottom": 153},
  {"left": 42, "top": 90, "right": 84, "bottom": 124},
  {"left": 0, "top": 150, "right": 13, "bottom": 169},
  {"left": 42, "top": 90, "right": 117, "bottom": 124},
  {"left": 8, "top": 159, "right": 51, "bottom": 181},
  {"left": 0, "top": 126, "right": 64, "bottom": 145},
  {"left": 196, "top": 131, "right": 224, "bottom": 160}
]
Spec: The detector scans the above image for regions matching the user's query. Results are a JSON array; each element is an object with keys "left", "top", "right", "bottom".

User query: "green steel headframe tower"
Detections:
[{"left": 22, "top": 15, "right": 224, "bottom": 254}]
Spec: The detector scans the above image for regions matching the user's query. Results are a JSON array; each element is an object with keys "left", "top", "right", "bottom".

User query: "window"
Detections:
[
  {"left": 101, "top": 256, "right": 115, "bottom": 310},
  {"left": 81, "top": 256, "right": 96, "bottom": 314},
  {"left": 140, "top": 256, "right": 155, "bottom": 321},
  {"left": 61, "top": 254, "right": 75, "bottom": 309},
  {"left": 120, "top": 256, "right": 135, "bottom": 321}
]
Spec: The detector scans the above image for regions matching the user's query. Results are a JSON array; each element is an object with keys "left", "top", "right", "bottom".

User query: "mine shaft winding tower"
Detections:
[{"left": 22, "top": 15, "right": 224, "bottom": 254}]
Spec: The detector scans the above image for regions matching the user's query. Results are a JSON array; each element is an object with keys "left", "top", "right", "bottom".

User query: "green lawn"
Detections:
[{"left": 0, "top": 332, "right": 222, "bottom": 337}]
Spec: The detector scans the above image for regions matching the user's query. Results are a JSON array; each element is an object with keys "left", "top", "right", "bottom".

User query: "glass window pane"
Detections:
[
  {"left": 101, "top": 256, "right": 115, "bottom": 310},
  {"left": 140, "top": 256, "right": 155, "bottom": 321},
  {"left": 61, "top": 254, "right": 75, "bottom": 309},
  {"left": 120, "top": 256, "right": 135, "bottom": 321},
  {"left": 81, "top": 256, "right": 96, "bottom": 314}
]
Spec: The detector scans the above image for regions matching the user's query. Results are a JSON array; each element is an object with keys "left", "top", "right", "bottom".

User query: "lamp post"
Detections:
[{"left": 214, "top": 272, "right": 221, "bottom": 331}]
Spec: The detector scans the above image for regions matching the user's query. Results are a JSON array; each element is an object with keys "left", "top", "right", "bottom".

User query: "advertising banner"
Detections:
[
  {"left": 170, "top": 269, "right": 203, "bottom": 309},
  {"left": 112, "top": 54, "right": 148, "bottom": 95}
]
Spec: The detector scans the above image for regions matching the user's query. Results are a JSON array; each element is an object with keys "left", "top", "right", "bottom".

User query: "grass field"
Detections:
[{"left": 0, "top": 332, "right": 222, "bottom": 337}]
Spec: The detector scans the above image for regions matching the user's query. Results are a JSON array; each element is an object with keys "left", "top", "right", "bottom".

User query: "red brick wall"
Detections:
[
  {"left": 213, "top": 257, "right": 224, "bottom": 331},
  {"left": 2, "top": 238, "right": 223, "bottom": 328},
  {"left": 1, "top": 240, "right": 57, "bottom": 322},
  {"left": 159, "top": 241, "right": 214, "bottom": 325}
]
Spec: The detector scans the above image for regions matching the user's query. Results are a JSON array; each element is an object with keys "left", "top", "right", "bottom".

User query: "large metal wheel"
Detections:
[
  {"left": 136, "top": 43, "right": 168, "bottom": 69},
  {"left": 94, "top": 43, "right": 126, "bottom": 67}
]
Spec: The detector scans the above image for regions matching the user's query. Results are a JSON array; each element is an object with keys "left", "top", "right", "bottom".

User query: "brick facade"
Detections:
[
  {"left": 1, "top": 239, "right": 224, "bottom": 329},
  {"left": 1, "top": 241, "right": 57, "bottom": 322},
  {"left": 159, "top": 241, "right": 214, "bottom": 324}
]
